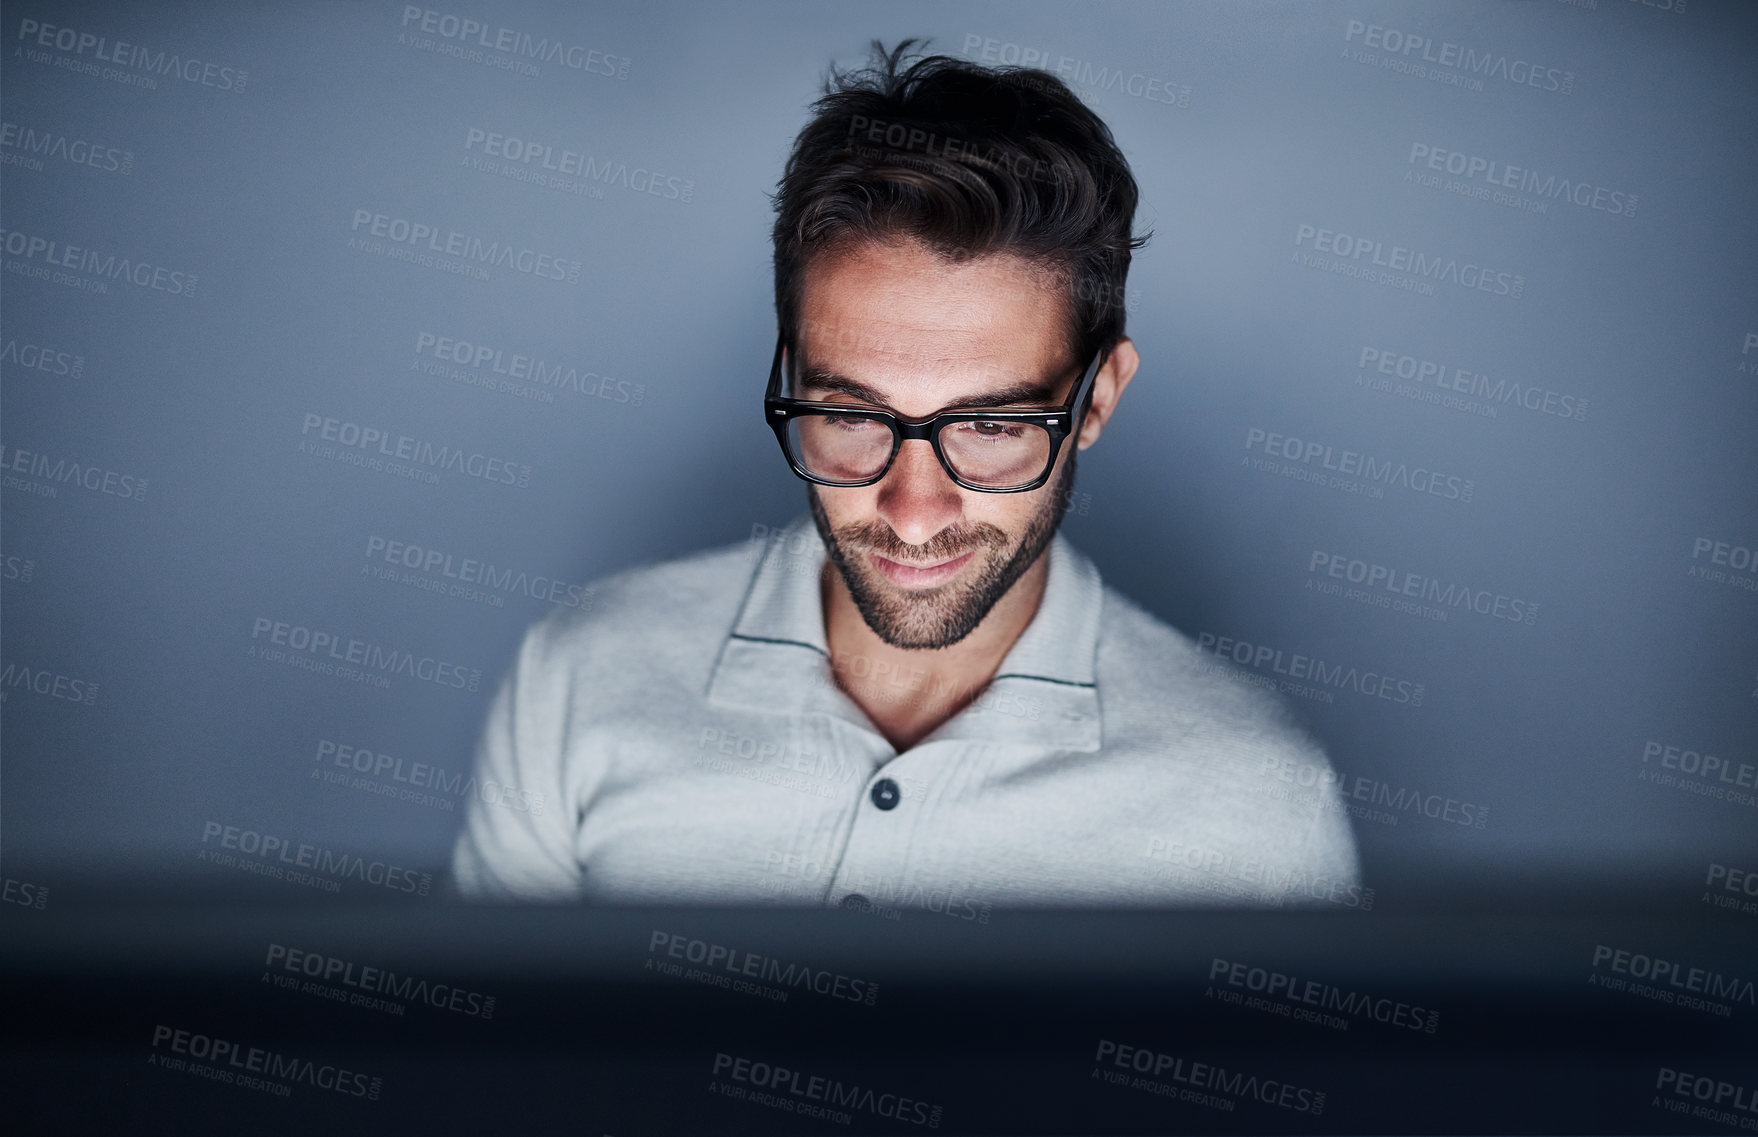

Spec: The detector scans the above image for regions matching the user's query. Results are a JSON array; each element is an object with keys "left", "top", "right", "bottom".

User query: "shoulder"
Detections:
[
  {"left": 518, "top": 535, "right": 760, "bottom": 675},
  {"left": 1093, "top": 583, "right": 1360, "bottom": 882},
  {"left": 1096, "top": 584, "right": 1315, "bottom": 755}
]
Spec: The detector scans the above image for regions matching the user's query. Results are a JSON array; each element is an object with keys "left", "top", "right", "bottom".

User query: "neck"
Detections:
[{"left": 820, "top": 549, "right": 1051, "bottom": 752}]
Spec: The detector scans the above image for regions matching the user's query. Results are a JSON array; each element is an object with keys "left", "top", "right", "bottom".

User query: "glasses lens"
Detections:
[
  {"left": 939, "top": 419, "right": 1053, "bottom": 489},
  {"left": 788, "top": 414, "right": 894, "bottom": 483}
]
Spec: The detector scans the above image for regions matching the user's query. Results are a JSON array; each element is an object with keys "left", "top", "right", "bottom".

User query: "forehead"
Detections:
[{"left": 795, "top": 238, "right": 1071, "bottom": 400}]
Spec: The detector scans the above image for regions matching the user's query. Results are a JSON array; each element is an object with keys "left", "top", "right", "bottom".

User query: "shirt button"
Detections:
[
  {"left": 869, "top": 778, "right": 901, "bottom": 810},
  {"left": 840, "top": 893, "right": 871, "bottom": 911}
]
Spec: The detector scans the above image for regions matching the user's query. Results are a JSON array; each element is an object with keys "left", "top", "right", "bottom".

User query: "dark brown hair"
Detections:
[{"left": 772, "top": 39, "right": 1149, "bottom": 368}]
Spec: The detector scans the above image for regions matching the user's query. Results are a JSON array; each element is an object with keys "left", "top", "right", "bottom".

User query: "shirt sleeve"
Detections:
[
  {"left": 449, "top": 614, "right": 584, "bottom": 901},
  {"left": 1262, "top": 724, "right": 1367, "bottom": 907},
  {"left": 1293, "top": 746, "right": 1365, "bottom": 890}
]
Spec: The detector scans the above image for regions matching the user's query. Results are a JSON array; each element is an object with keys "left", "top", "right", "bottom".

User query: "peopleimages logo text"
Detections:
[
  {"left": 1093, "top": 1040, "right": 1326, "bottom": 1114},
  {"left": 250, "top": 617, "right": 482, "bottom": 692},
  {"left": 1295, "top": 224, "right": 1523, "bottom": 299},
  {"left": 365, "top": 535, "right": 589, "bottom": 609},
  {"left": 0, "top": 122, "right": 132, "bottom": 174},
  {"left": 1592, "top": 944, "right": 1755, "bottom": 1009},
  {"left": 349, "top": 211, "right": 582, "bottom": 283},
  {"left": 265, "top": 943, "right": 494, "bottom": 1018},
  {"left": 712, "top": 1052, "right": 941, "bottom": 1127},
  {"left": 150, "top": 1024, "right": 380, "bottom": 1099},
  {"left": 1407, "top": 144, "right": 1634, "bottom": 217},
  {"left": 1344, "top": 20, "right": 1573, "bottom": 93},
  {"left": 1653, "top": 1066, "right": 1758, "bottom": 1124},
  {"left": 16, "top": 19, "right": 248, "bottom": 92},
  {"left": 0, "top": 228, "right": 197, "bottom": 296},
  {"left": 1197, "top": 630, "right": 1425, "bottom": 706},
  {"left": 1245, "top": 428, "right": 1474, "bottom": 501},
  {"left": 200, "top": 821, "right": 432, "bottom": 896},
  {"left": 399, "top": 7, "right": 628, "bottom": 78},
  {"left": 464, "top": 129, "right": 691, "bottom": 202},
  {"left": 1359, "top": 346, "right": 1587, "bottom": 421},
  {"left": 1208, "top": 958, "right": 1440, "bottom": 1032},
  {"left": 1308, "top": 550, "right": 1538, "bottom": 625},
  {"left": 414, "top": 332, "right": 644, "bottom": 405},
  {"left": 300, "top": 414, "right": 532, "bottom": 487},
  {"left": 0, "top": 337, "right": 84, "bottom": 377}
]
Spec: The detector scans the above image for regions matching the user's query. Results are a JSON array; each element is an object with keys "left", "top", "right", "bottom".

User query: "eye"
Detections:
[
  {"left": 960, "top": 420, "right": 1026, "bottom": 439},
  {"left": 830, "top": 415, "right": 882, "bottom": 431}
]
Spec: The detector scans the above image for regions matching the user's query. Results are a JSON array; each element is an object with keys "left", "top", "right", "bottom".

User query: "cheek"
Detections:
[
  {"left": 970, "top": 489, "right": 1050, "bottom": 533},
  {"left": 816, "top": 485, "right": 881, "bottom": 523}
]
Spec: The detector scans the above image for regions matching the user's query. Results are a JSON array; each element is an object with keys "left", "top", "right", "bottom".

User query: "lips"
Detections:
[{"left": 869, "top": 549, "right": 975, "bottom": 588}]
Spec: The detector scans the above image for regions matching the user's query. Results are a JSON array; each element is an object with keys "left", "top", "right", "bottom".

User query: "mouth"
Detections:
[{"left": 868, "top": 550, "right": 975, "bottom": 589}]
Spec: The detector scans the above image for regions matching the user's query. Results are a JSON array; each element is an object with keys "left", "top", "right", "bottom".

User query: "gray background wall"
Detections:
[{"left": 3, "top": 0, "right": 1753, "bottom": 907}]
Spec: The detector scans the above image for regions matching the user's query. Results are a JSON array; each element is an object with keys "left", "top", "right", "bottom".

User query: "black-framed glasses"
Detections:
[{"left": 763, "top": 333, "right": 1106, "bottom": 493}]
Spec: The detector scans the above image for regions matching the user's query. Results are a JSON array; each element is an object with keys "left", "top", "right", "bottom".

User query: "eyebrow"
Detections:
[{"left": 796, "top": 366, "right": 1061, "bottom": 412}]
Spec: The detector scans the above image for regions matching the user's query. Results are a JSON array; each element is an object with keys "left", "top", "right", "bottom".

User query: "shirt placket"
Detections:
[{"left": 822, "top": 738, "right": 952, "bottom": 911}]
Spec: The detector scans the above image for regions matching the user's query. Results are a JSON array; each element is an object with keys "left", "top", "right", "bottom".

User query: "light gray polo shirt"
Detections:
[{"left": 450, "top": 513, "right": 1362, "bottom": 913}]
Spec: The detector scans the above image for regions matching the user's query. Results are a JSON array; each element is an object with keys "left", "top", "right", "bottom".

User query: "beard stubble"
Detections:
[{"left": 807, "top": 449, "right": 1077, "bottom": 650}]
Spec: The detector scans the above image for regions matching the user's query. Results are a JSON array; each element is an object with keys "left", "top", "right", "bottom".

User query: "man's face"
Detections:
[{"left": 794, "top": 237, "right": 1093, "bottom": 651}]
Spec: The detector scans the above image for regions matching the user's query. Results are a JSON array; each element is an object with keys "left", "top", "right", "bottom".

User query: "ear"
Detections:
[{"left": 1077, "top": 336, "right": 1138, "bottom": 450}]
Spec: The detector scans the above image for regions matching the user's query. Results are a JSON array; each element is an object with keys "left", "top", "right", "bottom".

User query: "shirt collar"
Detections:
[{"left": 707, "top": 512, "right": 1102, "bottom": 752}]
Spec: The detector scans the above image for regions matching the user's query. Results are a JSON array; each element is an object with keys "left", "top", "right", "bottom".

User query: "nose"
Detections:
[{"left": 874, "top": 438, "right": 963, "bottom": 547}]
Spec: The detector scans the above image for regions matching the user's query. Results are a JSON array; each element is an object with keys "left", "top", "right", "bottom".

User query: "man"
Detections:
[{"left": 451, "top": 42, "right": 1360, "bottom": 911}]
